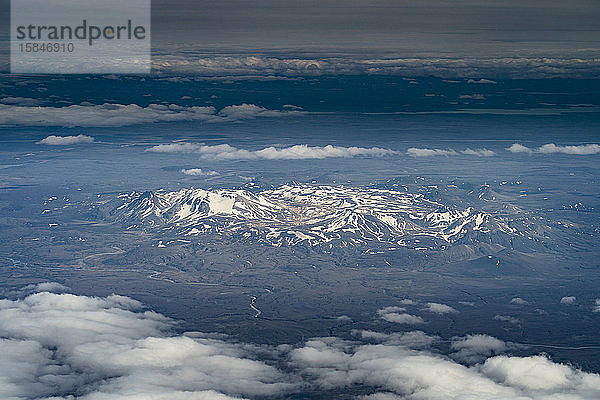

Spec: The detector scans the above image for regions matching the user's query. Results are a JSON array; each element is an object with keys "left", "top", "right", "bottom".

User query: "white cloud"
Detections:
[
  {"left": 408, "top": 147, "right": 495, "bottom": 157},
  {"left": 467, "top": 78, "right": 497, "bottom": 84},
  {"left": 510, "top": 297, "right": 529, "bottom": 305},
  {"left": 450, "top": 334, "right": 514, "bottom": 364},
  {"left": 507, "top": 143, "right": 600, "bottom": 155},
  {"left": 153, "top": 55, "right": 599, "bottom": 78},
  {"left": 593, "top": 299, "right": 600, "bottom": 313},
  {"left": 561, "top": 296, "right": 577, "bottom": 304},
  {"left": 149, "top": 142, "right": 205, "bottom": 153},
  {"left": 218, "top": 103, "right": 301, "bottom": 119},
  {"left": 352, "top": 330, "right": 438, "bottom": 349},
  {"left": 291, "top": 338, "right": 600, "bottom": 400},
  {"left": 480, "top": 355, "right": 590, "bottom": 392},
  {"left": 407, "top": 148, "right": 457, "bottom": 157},
  {"left": 37, "top": 134, "right": 95, "bottom": 145},
  {"left": 0, "top": 291, "right": 297, "bottom": 400},
  {"left": 538, "top": 143, "right": 600, "bottom": 155},
  {"left": 2, "top": 287, "right": 600, "bottom": 400},
  {"left": 377, "top": 306, "right": 425, "bottom": 324},
  {"left": 22, "top": 282, "right": 69, "bottom": 293},
  {"left": 0, "top": 103, "right": 302, "bottom": 127},
  {"left": 424, "top": 302, "right": 458, "bottom": 314},
  {"left": 180, "top": 168, "right": 220, "bottom": 177},
  {"left": 149, "top": 143, "right": 395, "bottom": 160},
  {"left": 507, "top": 143, "right": 533, "bottom": 153},
  {"left": 461, "top": 148, "right": 495, "bottom": 156},
  {"left": 377, "top": 306, "right": 406, "bottom": 314}
]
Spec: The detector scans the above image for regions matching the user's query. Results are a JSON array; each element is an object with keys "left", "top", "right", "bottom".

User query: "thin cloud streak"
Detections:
[
  {"left": 408, "top": 147, "right": 495, "bottom": 157},
  {"left": 148, "top": 143, "right": 395, "bottom": 160},
  {"left": 0, "top": 103, "right": 302, "bottom": 127}
]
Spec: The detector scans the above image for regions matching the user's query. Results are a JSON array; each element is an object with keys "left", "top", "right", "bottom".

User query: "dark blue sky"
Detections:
[{"left": 150, "top": 0, "right": 600, "bottom": 58}]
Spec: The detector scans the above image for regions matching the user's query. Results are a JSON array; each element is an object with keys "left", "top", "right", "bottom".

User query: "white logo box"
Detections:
[{"left": 11, "top": 0, "right": 151, "bottom": 74}]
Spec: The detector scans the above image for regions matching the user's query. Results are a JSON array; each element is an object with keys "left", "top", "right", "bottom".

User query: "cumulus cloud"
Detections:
[
  {"left": 423, "top": 302, "right": 458, "bottom": 314},
  {"left": 2, "top": 287, "right": 600, "bottom": 400},
  {"left": 0, "top": 291, "right": 297, "bottom": 400},
  {"left": 561, "top": 296, "right": 577, "bottom": 304},
  {"left": 506, "top": 143, "right": 533, "bottom": 153},
  {"left": 0, "top": 103, "right": 302, "bottom": 127},
  {"left": 538, "top": 143, "right": 600, "bottom": 155},
  {"left": 480, "top": 355, "right": 595, "bottom": 392},
  {"left": 377, "top": 306, "right": 425, "bottom": 325},
  {"left": 377, "top": 306, "right": 406, "bottom": 314},
  {"left": 37, "top": 134, "right": 95, "bottom": 145},
  {"left": 0, "top": 282, "right": 70, "bottom": 299},
  {"left": 180, "top": 168, "right": 220, "bottom": 177},
  {"left": 352, "top": 330, "right": 438, "bottom": 349},
  {"left": 450, "top": 334, "right": 519, "bottom": 364},
  {"left": 510, "top": 297, "right": 529, "bottom": 305},
  {"left": 507, "top": 143, "right": 600, "bottom": 155},
  {"left": 291, "top": 337, "right": 600, "bottom": 400},
  {"left": 149, "top": 143, "right": 395, "bottom": 160},
  {"left": 217, "top": 103, "right": 302, "bottom": 119},
  {"left": 22, "top": 282, "right": 69, "bottom": 293},
  {"left": 408, "top": 147, "right": 494, "bottom": 157},
  {"left": 461, "top": 148, "right": 495, "bottom": 156}
]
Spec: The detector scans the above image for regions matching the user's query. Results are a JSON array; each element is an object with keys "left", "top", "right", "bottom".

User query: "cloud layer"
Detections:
[
  {"left": 37, "top": 135, "right": 95, "bottom": 145},
  {"left": 2, "top": 287, "right": 600, "bottom": 400},
  {"left": 291, "top": 338, "right": 600, "bottom": 400},
  {"left": 0, "top": 103, "right": 302, "bottom": 127},
  {"left": 0, "top": 290, "right": 296, "bottom": 400},
  {"left": 450, "top": 334, "right": 518, "bottom": 364},
  {"left": 507, "top": 143, "right": 600, "bottom": 155},
  {"left": 407, "top": 147, "right": 495, "bottom": 157},
  {"left": 148, "top": 143, "right": 395, "bottom": 160},
  {"left": 152, "top": 55, "right": 600, "bottom": 79}
]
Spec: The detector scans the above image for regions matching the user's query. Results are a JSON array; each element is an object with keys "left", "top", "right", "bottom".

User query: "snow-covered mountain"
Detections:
[{"left": 103, "top": 184, "right": 535, "bottom": 250}]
